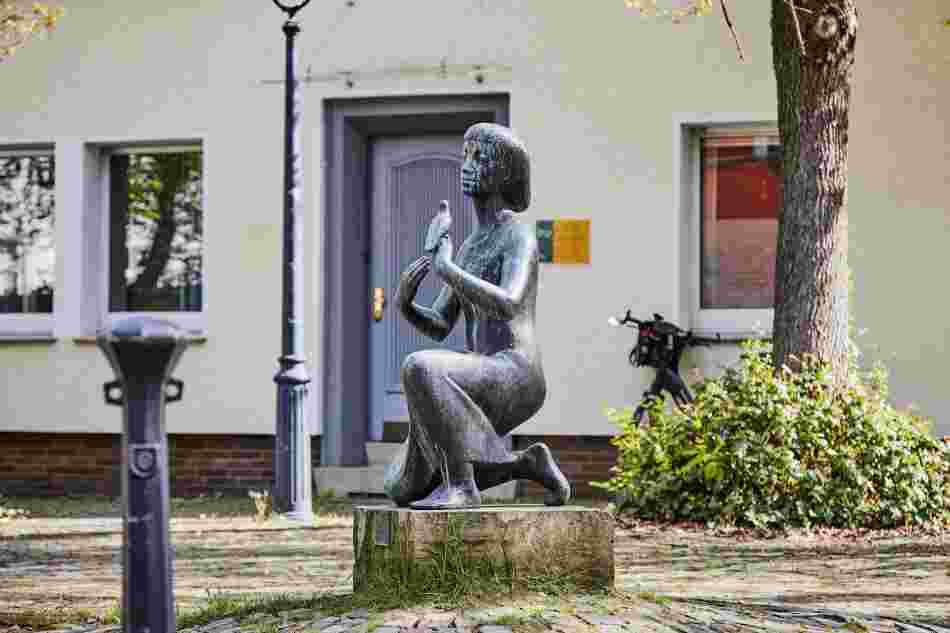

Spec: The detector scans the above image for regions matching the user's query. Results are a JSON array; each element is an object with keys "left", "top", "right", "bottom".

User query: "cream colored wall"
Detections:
[
  {"left": 848, "top": 2, "right": 949, "bottom": 434},
  {"left": 0, "top": 1, "right": 946, "bottom": 438}
]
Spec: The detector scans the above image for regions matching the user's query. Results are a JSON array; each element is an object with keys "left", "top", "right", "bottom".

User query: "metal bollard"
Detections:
[{"left": 98, "top": 317, "right": 191, "bottom": 633}]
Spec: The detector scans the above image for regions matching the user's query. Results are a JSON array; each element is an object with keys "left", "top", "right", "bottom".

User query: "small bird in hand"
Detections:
[{"left": 424, "top": 200, "right": 452, "bottom": 255}]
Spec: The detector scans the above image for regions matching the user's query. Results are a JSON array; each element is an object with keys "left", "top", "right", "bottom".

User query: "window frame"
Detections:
[
  {"left": 676, "top": 114, "right": 777, "bottom": 339},
  {"left": 0, "top": 144, "right": 57, "bottom": 339},
  {"left": 96, "top": 141, "right": 207, "bottom": 336}
]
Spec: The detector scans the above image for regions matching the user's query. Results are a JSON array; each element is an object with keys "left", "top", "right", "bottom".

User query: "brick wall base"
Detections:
[
  {"left": 0, "top": 432, "right": 321, "bottom": 498},
  {"left": 0, "top": 433, "right": 122, "bottom": 496},
  {"left": 0, "top": 432, "right": 617, "bottom": 499}
]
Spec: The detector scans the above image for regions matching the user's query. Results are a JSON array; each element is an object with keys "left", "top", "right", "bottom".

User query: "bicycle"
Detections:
[{"left": 608, "top": 311, "right": 721, "bottom": 424}]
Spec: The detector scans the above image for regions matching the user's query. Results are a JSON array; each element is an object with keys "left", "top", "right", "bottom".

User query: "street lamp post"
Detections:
[{"left": 272, "top": 0, "right": 313, "bottom": 522}]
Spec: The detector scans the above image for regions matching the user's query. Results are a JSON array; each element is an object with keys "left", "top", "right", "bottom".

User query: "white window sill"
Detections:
[
  {"left": 0, "top": 314, "right": 55, "bottom": 340},
  {"left": 0, "top": 335, "right": 57, "bottom": 343},
  {"left": 691, "top": 329, "right": 770, "bottom": 343},
  {"left": 693, "top": 308, "right": 773, "bottom": 341}
]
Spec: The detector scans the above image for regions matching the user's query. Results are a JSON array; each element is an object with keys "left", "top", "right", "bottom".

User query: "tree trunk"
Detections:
[
  {"left": 131, "top": 155, "right": 186, "bottom": 294},
  {"left": 771, "top": 0, "right": 857, "bottom": 383}
]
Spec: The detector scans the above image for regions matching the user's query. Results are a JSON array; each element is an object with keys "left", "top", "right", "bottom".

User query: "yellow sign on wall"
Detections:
[
  {"left": 537, "top": 219, "right": 591, "bottom": 264},
  {"left": 553, "top": 219, "right": 591, "bottom": 264}
]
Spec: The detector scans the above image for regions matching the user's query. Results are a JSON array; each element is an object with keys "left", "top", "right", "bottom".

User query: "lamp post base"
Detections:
[{"left": 274, "top": 362, "right": 313, "bottom": 523}]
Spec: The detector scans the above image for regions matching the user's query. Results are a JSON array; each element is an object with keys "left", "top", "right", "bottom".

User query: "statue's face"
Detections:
[{"left": 461, "top": 138, "right": 501, "bottom": 197}]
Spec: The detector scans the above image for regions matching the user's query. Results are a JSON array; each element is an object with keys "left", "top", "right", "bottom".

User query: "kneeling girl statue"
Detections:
[{"left": 384, "top": 123, "right": 572, "bottom": 509}]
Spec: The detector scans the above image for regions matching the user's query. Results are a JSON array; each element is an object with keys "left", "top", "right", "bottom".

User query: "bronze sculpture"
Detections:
[{"left": 384, "top": 123, "right": 571, "bottom": 509}]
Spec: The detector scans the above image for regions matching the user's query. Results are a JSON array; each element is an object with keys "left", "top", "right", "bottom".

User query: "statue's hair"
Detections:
[{"left": 463, "top": 123, "right": 531, "bottom": 212}]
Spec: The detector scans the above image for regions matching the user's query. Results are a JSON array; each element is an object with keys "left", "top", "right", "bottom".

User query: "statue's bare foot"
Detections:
[
  {"left": 409, "top": 478, "right": 481, "bottom": 509},
  {"left": 521, "top": 443, "right": 571, "bottom": 506}
]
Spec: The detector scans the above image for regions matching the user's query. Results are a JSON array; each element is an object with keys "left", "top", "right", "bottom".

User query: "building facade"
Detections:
[{"left": 1, "top": 1, "right": 947, "bottom": 497}]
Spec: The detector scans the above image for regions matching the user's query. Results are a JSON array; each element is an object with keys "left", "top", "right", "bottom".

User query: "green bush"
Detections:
[{"left": 596, "top": 341, "right": 950, "bottom": 529}]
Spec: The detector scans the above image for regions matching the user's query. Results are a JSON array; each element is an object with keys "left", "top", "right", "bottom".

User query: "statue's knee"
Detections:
[{"left": 402, "top": 351, "right": 438, "bottom": 388}]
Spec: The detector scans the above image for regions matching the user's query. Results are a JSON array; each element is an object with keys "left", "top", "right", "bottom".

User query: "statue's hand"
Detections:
[
  {"left": 396, "top": 256, "right": 431, "bottom": 313},
  {"left": 432, "top": 235, "right": 454, "bottom": 279}
]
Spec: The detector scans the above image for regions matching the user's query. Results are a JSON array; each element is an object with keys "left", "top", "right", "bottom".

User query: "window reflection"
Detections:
[
  {"left": 701, "top": 134, "right": 782, "bottom": 310},
  {"left": 0, "top": 152, "right": 55, "bottom": 314},
  {"left": 108, "top": 148, "right": 203, "bottom": 312}
]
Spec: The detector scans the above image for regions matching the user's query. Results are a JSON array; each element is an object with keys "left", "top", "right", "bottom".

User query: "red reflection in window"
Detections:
[{"left": 701, "top": 140, "right": 782, "bottom": 310}]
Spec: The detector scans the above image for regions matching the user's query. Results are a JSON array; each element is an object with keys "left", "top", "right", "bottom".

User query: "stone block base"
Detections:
[{"left": 353, "top": 505, "right": 614, "bottom": 593}]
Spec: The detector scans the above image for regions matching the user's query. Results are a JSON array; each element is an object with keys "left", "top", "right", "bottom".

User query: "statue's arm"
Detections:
[
  {"left": 404, "top": 285, "right": 461, "bottom": 342},
  {"left": 396, "top": 256, "right": 461, "bottom": 341},
  {"left": 435, "top": 225, "right": 536, "bottom": 321}
]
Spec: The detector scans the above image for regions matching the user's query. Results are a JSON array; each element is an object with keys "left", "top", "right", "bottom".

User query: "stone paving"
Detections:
[
  {"left": 2, "top": 514, "right": 950, "bottom": 633},
  {"left": 23, "top": 600, "right": 950, "bottom": 633}
]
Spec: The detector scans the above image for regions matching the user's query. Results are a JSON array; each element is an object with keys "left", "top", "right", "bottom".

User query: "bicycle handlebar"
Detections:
[
  {"left": 619, "top": 310, "right": 642, "bottom": 327},
  {"left": 609, "top": 310, "right": 723, "bottom": 346}
]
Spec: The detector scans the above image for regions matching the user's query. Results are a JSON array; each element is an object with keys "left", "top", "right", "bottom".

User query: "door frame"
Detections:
[{"left": 321, "top": 94, "right": 509, "bottom": 466}]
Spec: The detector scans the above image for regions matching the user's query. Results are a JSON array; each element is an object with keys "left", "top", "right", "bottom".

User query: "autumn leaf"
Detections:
[
  {"left": 0, "top": 2, "right": 63, "bottom": 61},
  {"left": 624, "top": 0, "right": 713, "bottom": 20}
]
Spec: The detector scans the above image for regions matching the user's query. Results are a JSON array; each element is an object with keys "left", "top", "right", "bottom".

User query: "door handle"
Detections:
[{"left": 372, "top": 287, "right": 386, "bottom": 321}]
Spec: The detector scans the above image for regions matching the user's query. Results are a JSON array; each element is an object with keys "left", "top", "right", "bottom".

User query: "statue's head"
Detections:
[{"left": 461, "top": 123, "right": 530, "bottom": 212}]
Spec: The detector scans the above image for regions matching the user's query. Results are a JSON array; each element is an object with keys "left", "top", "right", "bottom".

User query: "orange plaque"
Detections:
[{"left": 552, "top": 219, "right": 591, "bottom": 264}]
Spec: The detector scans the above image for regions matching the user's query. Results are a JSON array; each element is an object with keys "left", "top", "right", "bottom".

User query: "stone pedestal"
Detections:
[{"left": 353, "top": 505, "right": 614, "bottom": 593}]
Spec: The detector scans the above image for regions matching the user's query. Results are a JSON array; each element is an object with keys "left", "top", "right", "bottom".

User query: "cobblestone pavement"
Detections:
[{"left": 1, "top": 515, "right": 949, "bottom": 632}]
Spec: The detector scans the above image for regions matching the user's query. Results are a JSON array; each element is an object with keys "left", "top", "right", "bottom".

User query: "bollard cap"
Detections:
[
  {"left": 99, "top": 316, "right": 187, "bottom": 341},
  {"left": 96, "top": 317, "right": 190, "bottom": 389}
]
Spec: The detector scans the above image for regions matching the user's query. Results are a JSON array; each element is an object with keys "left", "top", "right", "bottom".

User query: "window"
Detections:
[
  {"left": 678, "top": 118, "right": 780, "bottom": 337},
  {"left": 0, "top": 148, "right": 55, "bottom": 332},
  {"left": 103, "top": 145, "right": 203, "bottom": 317},
  {"left": 700, "top": 130, "right": 782, "bottom": 310}
]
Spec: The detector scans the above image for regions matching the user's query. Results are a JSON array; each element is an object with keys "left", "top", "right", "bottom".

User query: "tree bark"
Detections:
[{"left": 771, "top": 0, "right": 857, "bottom": 383}]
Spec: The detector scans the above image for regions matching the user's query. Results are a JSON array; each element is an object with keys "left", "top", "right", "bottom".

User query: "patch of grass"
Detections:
[
  {"left": 175, "top": 591, "right": 337, "bottom": 629},
  {"left": 365, "top": 614, "right": 385, "bottom": 632},
  {"left": 312, "top": 489, "right": 344, "bottom": 513},
  {"left": 242, "top": 489, "right": 356, "bottom": 526},
  {"left": 1, "top": 495, "right": 121, "bottom": 519},
  {"left": 171, "top": 493, "right": 271, "bottom": 519},
  {"left": 0, "top": 492, "right": 360, "bottom": 522},
  {"left": 354, "top": 514, "right": 598, "bottom": 611},
  {"left": 1, "top": 493, "right": 254, "bottom": 519},
  {"left": 635, "top": 591, "right": 672, "bottom": 606},
  {"left": 6, "top": 591, "right": 359, "bottom": 631},
  {"left": 9, "top": 590, "right": 651, "bottom": 632},
  {"left": 576, "top": 590, "right": 614, "bottom": 615},
  {"left": 103, "top": 604, "right": 122, "bottom": 625},
  {"left": 490, "top": 613, "right": 528, "bottom": 626},
  {"left": 0, "top": 605, "right": 119, "bottom": 630},
  {"left": 0, "top": 494, "right": 31, "bottom": 522},
  {"left": 4, "top": 492, "right": 607, "bottom": 523},
  {"left": 483, "top": 605, "right": 547, "bottom": 626}
]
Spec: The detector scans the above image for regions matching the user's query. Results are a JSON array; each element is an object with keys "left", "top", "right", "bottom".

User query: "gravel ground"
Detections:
[{"left": 1, "top": 509, "right": 949, "bottom": 632}]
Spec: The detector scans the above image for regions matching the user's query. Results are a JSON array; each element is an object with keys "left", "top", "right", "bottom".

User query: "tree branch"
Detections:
[
  {"left": 786, "top": 0, "right": 808, "bottom": 56},
  {"left": 718, "top": 0, "right": 745, "bottom": 61}
]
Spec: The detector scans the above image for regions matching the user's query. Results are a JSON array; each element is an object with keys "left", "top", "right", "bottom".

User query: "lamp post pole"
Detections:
[{"left": 272, "top": 0, "right": 313, "bottom": 522}]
